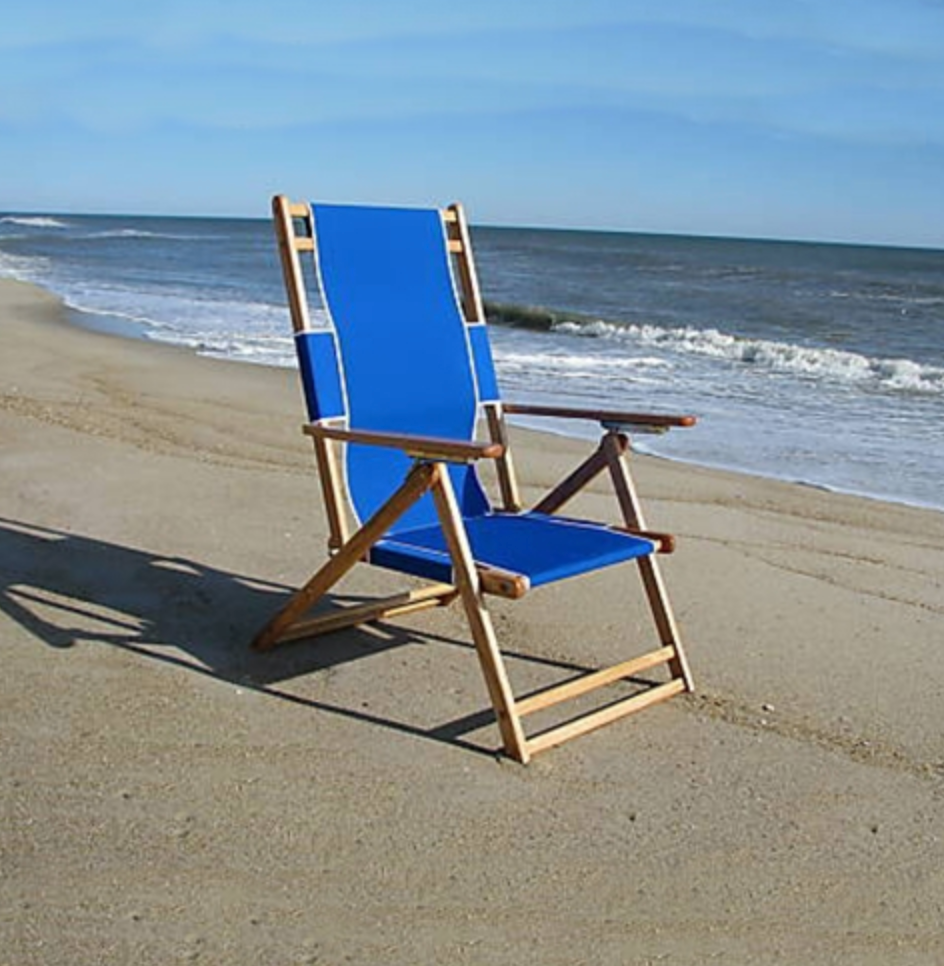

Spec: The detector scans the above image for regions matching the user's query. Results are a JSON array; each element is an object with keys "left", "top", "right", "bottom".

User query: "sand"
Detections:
[{"left": 2, "top": 277, "right": 943, "bottom": 965}]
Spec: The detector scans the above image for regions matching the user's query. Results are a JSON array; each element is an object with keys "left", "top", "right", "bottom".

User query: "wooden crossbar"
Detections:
[
  {"left": 277, "top": 584, "right": 458, "bottom": 642},
  {"left": 515, "top": 646, "right": 676, "bottom": 717},
  {"left": 525, "top": 678, "right": 686, "bottom": 756}
]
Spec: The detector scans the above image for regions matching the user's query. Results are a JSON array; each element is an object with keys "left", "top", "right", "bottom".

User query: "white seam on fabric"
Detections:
[{"left": 308, "top": 203, "right": 356, "bottom": 526}]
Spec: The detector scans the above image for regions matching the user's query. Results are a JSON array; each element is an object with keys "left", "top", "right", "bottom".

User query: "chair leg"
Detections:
[
  {"left": 428, "top": 463, "right": 530, "bottom": 763},
  {"left": 251, "top": 461, "right": 438, "bottom": 651},
  {"left": 602, "top": 432, "right": 695, "bottom": 691}
]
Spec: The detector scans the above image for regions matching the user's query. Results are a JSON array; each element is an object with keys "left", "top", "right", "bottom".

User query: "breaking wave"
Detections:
[
  {"left": 484, "top": 300, "right": 594, "bottom": 331},
  {"left": 487, "top": 300, "right": 944, "bottom": 396},
  {"left": 0, "top": 215, "right": 69, "bottom": 229},
  {"left": 555, "top": 318, "right": 944, "bottom": 394}
]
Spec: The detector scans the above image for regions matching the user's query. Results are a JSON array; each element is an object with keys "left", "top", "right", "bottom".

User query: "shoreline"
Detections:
[
  {"left": 3, "top": 275, "right": 944, "bottom": 964},
  {"left": 52, "top": 283, "right": 944, "bottom": 516}
]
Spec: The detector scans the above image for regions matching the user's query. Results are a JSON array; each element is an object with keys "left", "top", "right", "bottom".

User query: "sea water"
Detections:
[{"left": 2, "top": 212, "right": 943, "bottom": 511}]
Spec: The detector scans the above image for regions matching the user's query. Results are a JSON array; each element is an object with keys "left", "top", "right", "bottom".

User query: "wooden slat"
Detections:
[
  {"left": 515, "top": 646, "right": 675, "bottom": 717},
  {"left": 525, "top": 678, "right": 686, "bottom": 756},
  {"left": 287, "top": 202, "right": 311, "bottom": 217},
  {"left": 295, "top": 237, "right": 315, "bottom": 252},
  {"left": 279, "top": 583, "right": 458, "bottom": 642}
]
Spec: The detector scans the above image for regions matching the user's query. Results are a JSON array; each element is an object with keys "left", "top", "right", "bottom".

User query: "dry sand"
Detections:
[{"left": 2, "top": 277, "right": 943, "bottom": 964}]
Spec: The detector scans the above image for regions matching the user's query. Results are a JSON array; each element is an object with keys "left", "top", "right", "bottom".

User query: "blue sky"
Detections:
[{"left": 2, "top": 0, "right": 943, "bottom": 247}]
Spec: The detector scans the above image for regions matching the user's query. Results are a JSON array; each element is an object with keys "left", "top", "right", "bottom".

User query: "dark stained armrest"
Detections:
[
  {"left": 304, "top": 424, "right": 504, "bottom": 462},
  {"left": 503, "top": 402, "right": 696, "bottom": 433}
]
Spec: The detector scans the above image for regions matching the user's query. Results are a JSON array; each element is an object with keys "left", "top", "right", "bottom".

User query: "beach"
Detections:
[{"left": 2, "top": 276, "right": 943, "bottom": 963}]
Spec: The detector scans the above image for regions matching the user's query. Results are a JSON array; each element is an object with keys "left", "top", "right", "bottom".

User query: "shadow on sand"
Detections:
[{"left": 0, "top": 515, "right": 589, "bottom": 758}]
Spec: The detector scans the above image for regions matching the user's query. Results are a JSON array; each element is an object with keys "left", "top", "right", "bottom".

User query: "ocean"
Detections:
[{"left": 2, "top": 211, "right": 943, "bottom": 512}]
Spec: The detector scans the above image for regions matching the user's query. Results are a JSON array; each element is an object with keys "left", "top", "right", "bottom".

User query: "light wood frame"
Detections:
[{"left": 253, "top": 195, "right": 696, "bottom": 763}]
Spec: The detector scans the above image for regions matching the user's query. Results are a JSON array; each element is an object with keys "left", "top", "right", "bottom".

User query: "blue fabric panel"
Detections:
[
  {"left": 369, "top": 539, "right": 454, "bottom": 584},
  {"left": 468, "top": 323, "right": 500, "bottom": 403},
  {"left": 311, "top": 203, "right": 489, "bottom": 531},
  {"left": 370, "top": 512, "right": 655, "bottom": 588},
  {"left": 294, "top": 331, "right": 345, "bottom": 421}
]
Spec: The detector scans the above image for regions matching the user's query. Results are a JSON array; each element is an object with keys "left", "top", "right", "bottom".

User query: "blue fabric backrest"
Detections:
[
  {"left": 468, "top": 323, "right": 500, "bottom": 403},
  {"left": 310, "top": 203, "right": 492, "bottom": 531},
  {"left": 295, "top": 330, "right": 345, "bottom": 421}
]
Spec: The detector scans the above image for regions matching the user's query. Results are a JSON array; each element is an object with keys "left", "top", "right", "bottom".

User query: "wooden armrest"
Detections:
[
  {"left": 614, "top": 527, "right": 677, "bottom": 554},
  {"left": 304, "top": 424, "right": 503, "bottom": 462},
  {"left": 503, "top": 403, "right": 696, "bottom": 431}
]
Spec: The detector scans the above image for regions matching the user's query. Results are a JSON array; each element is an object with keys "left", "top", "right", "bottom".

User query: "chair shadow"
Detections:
[{"left": 0, "top": 515, "right": 565, "bottom": 757}]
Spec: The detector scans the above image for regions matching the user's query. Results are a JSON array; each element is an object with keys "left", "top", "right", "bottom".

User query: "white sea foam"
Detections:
[
  {"left": 149, "top": 329, "right": 296, "bottom": 365},
  {"left": 0, "top": 215, "right": 69, "bottom": 229},
  {"left": 0, "top": 249, "right": 52, "bottom": 281},
  {"left": 500, "top": 350, "right": 672, "bottom": 372},
  {"left": 554, "top": 319, "right": 944, "bottom": 395},
  {"left": 82, "top": 228, "right": 213, "bottom": 241},
  {"left": 85, "top": 229, "right": 165, "bottom": 239}
]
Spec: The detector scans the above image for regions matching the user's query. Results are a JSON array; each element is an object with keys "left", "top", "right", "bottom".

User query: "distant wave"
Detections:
[
  {"left": 0, "top": 216, "right": 201, "bottom": 241},
  {"left": 829, "top": 287, "right": 944, "bottom": 309},
  {"left": 85, "top": 229, "right": 166, "bottom": 240},
  {"left": 82, "top": 228, "right": 211, "bottom": 241},
  {"left": 0, "top": 215, "right": 69, "bottom": 229}
]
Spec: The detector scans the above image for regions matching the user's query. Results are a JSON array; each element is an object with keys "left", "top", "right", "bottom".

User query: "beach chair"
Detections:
[{"left": 253, "top": 196, "right": 696, "bottom": 763}]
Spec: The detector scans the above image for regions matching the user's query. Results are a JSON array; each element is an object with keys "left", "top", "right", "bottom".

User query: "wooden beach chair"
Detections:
[{"left": 253, "top": 196, "right": 696, "bottom": 763}]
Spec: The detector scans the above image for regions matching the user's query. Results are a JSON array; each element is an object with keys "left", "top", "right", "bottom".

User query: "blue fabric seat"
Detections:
[{"left": 371, "top": 512, "right": 656, "bottom": 588}]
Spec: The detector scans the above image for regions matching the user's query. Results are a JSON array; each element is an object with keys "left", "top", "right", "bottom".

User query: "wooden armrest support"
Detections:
[
  {"left": 614, "top": 527, "right": 677, "bottom": 554},
  {"left": 305, "top": 424, "right": 503, "bottom": 462},
  {"left": 503, "top": 402, "right": 696, "bottom": 431}
]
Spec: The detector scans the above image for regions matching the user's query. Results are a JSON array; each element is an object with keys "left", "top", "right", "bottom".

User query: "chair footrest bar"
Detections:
[
  {"left": 524, "top": 678, "right": 686, "bottom": 757},
  {"left": 515, "top": 646, "right": 677, "bottom": 717},
  {"left": 277, "top": 584, "right": 458, "bottom": 643}
]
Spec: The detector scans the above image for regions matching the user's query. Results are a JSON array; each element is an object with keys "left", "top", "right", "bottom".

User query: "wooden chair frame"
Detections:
[{"left": 253, "top": 196, "right": 695, "bottom": 763}]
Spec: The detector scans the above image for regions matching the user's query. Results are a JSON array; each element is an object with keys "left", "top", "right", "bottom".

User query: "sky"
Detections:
[{"left": 2, "top": 0, "right": 944, "bottom": 247}]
